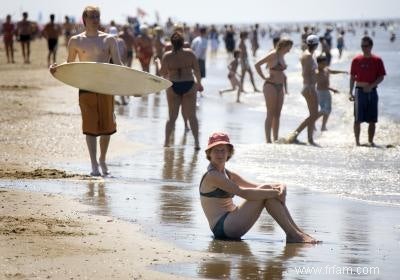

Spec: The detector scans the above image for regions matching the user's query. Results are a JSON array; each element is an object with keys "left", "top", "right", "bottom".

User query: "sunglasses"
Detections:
[
  {"left": 86, "top": 14, "right": 100, "bottom": 20},
  {"left": 361, "top": 44, "right": 371, "bottom": 48}
]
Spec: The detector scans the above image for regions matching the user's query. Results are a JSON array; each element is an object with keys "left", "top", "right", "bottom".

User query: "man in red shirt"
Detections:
[{"left": 349, "top": 36, "right": 386, "bottom": 146}]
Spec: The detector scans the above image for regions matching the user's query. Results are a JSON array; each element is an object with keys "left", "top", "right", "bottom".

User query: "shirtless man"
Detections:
[
  {"left": 42, "top": 14, "right": 62, "bottom": 67},
  {"left": 50, "top": 6, "right": 122, "bottom": 176},
  {"left": 16, "top": 12, "right": 34, "bottom": 63}
]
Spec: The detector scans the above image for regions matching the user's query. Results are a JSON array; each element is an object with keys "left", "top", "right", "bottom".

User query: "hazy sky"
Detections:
[{"left": 2, "top": 0, "right": 399, "bottom": 24}]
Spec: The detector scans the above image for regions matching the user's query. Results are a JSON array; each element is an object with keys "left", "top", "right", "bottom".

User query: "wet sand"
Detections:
[
  {"left": 1, "top": 38, "right": 399, "bottom": 280},
  {"left": 0, "top": 39, "right": 211, "bottom": 279}
]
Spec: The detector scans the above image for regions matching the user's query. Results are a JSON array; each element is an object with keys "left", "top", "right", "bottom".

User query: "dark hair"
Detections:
[
  {"left": 361, "top": 36, "right": 373, "bottom": 47},
  {"left": 317, "top": 55, "right": 327, "bottom": 63},
  {"left": 205, "top": 145, "right": 235, "bottom": 161},
  {"left": 170, "top": 31, "right": 184, "bottom": 52},
  {"left": 50, "top": 14, "right": 55, "bottom": 21}
]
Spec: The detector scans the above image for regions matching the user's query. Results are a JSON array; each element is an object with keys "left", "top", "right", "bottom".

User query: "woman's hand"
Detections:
[{"left": 273, "top": 184, "right": 287, "bottom": 204}]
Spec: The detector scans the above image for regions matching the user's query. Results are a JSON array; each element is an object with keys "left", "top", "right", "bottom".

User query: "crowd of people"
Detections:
[{"left": 2, "top": 6, "right": 394, "bottom": 242}]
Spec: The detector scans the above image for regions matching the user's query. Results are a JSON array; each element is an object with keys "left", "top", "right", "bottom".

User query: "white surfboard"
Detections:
[{"left": 51, "top": 62, "right": 172, "bottom": 96}]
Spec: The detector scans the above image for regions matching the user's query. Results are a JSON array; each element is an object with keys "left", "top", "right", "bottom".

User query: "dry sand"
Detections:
[{"left": 0, "top": 39, "right": 211, "bottom": 279}]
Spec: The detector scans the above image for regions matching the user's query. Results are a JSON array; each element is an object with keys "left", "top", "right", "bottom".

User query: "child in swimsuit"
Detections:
[{"left": 219, "top": 50, "right": 241, "bottom": 102}]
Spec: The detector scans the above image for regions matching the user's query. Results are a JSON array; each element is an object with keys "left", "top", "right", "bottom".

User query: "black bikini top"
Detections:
[{"left": 199, "top": 165, "right": 234, "bottom": 198}]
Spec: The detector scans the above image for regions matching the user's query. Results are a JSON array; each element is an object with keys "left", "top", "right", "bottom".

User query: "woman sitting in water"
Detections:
[
  {"left": 255, "top": 38, "right": 293, "bottom": 143},
  {"left": 199, "top": 132, "right": 318, "bottom": 243}
]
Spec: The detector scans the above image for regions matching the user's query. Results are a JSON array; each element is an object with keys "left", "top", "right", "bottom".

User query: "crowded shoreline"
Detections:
[{"left": 1, "top": 9, "right": 400, "bottom": 280}]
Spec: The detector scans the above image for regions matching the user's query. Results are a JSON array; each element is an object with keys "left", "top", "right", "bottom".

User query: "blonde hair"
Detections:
[
  {"left": 276, "top": 38, "right": 293, "bottom": 52},
  {"left": 82, "top": 6, "right": 100, "bottom": 26}
]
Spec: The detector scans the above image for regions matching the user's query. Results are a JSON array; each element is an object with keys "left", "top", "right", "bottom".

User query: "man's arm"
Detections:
[
  {"left": 349, "top": 75, "right": 355, "bottom": 101},
  {"left": 368, "top": 76, "right": 384, "bottom": 90},
  {"left": 66, "top": 37, "right": 78, "bottom": 62}
]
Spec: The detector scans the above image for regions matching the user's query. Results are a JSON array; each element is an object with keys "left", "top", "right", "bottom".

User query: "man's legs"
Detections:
[
  {"left": 354, "top": 122, "right": 361, "bottom": 146},
  {"left": 86, "top": 135, "right": 100, "bottom": 176},
  {"left": 99, "top": 135, "right": 111, "bottom": 175},
  {"left": 368, "top": 122, "right": 376, "bottom": 145}
]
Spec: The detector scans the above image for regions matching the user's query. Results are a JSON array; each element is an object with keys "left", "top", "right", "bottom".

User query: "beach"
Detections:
[{"left": 1, "top": 27, "right": 400, "bottom": 280}]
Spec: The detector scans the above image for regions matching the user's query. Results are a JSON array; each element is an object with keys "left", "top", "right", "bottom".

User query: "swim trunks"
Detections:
[
  {"left": 354, "top": 87, "right": 378, "bottom": 123},
  {"left": 47, "top": 38, "right": 58, "bottom": 51},
  {"left": 317, "top": 89, "right": 332, "bottom": 114},
  {"left": 79, "top": 90, "right": 116, "bottom": 136}
]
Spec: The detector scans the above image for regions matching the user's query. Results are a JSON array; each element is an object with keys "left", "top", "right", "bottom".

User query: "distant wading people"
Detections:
[
  {"left": 50, "top": 6, "right": 123, "bottom": 176},
  {"left": 287, "top": 35, "right": 321, "bottom": 145},
  {"left": 219, "top": 49, "right": 241, "bottom": 102},
  {"left": 200, "top": 132, "right": 319, "bottom": 243},
  {"left": 238, "top": 31, "right": 260, "bottom": 93},
  {"left": 349, "top": 36, "right": 386, "bottom": 146},
  {"left": 156, "top": 31, "right": 203, "bottom": 150},
  {"left": 255, "top": 38, "right": 293, "bottom": 143}
]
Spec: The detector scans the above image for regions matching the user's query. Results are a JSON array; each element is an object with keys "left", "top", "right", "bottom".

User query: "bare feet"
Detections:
[
  {"left": 286, "top": 233, "right": 320, "bottom": 244},
  {"left": 90, "top": 171, "right": 101, "bottom": 177},
  {"left": 99, "top": 161, "right": 110, "bottom": 176}
]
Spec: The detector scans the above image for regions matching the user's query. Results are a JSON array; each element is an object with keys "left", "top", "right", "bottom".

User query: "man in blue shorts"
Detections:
[{"left": 349, "top": 36, "right": 386, "bottom": 146}]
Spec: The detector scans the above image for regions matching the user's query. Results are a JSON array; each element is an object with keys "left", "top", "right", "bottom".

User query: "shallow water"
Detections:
[{"left": 2, "top": 26, "right": 400, "bottom": 279}]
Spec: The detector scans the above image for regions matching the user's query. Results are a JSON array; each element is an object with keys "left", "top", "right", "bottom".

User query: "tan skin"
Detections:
[
  {"left": 156, "top": 47, "right": 203, "bottom": 149},
  {"left": 255, "top": 44, "right": 292, "bottom": 143},
  {"left": 289, "top": 44, "right": 321, "bottom": 144},
  {"left": 239, "top": 33, "right": 260, "bottom": 93},
  {"left": 16, "top": 13, "right": 34, "bottom": 63},
  {"left": 3, "top": 15, "right": 15, "bottom": 63},
  {"left": 42, "top": 16, "right": 62, "bottom": 66},
  {"left": 316, "top": 60, "right": 348, "bottom": 131},
  {"left": 50, "top": 9, "right": 122, "bottom": 175},
  {"left": 200, "top": 144, "right": 318, "bottom": 243},
  {"left": 349, "top": 41, "right": 384, "bottom": 146}
]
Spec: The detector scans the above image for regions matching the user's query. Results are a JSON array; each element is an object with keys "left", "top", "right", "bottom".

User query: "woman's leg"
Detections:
[
  {"left": 223, "top": 197, "right": 317, "bottom": 243},
  {"left": 164, "top": 89, "right": 181, "bottom": 147},
  {"left": 272, "top": 87, "right": 285, "bottom": 141},
  {"left": 248, "top": 68, "right": 260, "bottom": 92},
  {"left": 264, "top": 199, "right": 317, "bottom": 243},
  {"left": 289, "top": 87, "right": 320, "bottom": 143},
  {"left": 304, "top": 90, "right": 321, "bottom": 143},
  {"left": 264, "top": 84, "right": 278, "bottom": 143},
  {"left": 181, "top": 86, "right": 200, "bottom": 149}
]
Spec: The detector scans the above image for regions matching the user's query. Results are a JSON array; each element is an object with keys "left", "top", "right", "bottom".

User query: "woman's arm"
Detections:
[
  {"left": 205, "top": 171, "right": 280, "bottom": 201},
  {"left": 254, "top": 52, "right": 272, "bottom": 80}
]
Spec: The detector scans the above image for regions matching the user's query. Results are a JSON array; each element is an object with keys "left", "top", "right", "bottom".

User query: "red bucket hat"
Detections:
[{"left": 206, "top": 132, "right": 233, "bottom": 151}]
